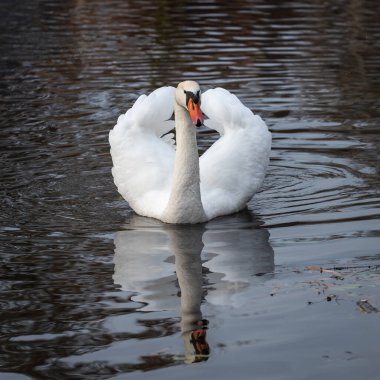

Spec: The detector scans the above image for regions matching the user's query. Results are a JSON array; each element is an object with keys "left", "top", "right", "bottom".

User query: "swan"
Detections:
[{"left": 109, "top": 81, "right": 271, "bottom": 224}]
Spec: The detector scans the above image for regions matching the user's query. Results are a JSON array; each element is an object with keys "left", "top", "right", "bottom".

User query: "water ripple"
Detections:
[{"left": 1, "top": 0, "right": 380, "bottom": 377}]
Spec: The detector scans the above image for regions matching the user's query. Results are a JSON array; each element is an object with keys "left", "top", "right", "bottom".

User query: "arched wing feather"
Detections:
[
  {"left": 109, "top": 86, "right": 176, "bottom": 218},
  {"left": 200, "top": 88, "right": 271, "bottom": 219}
]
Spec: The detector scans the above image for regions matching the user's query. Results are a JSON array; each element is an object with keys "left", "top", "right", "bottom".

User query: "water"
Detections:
[{"left": 1, "top": 0, "right": 379, "bottom": 379}]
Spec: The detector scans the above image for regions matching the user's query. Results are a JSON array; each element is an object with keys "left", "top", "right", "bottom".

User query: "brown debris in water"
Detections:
[
  {"left": 305, "top": 266, "right": 344, "bottom": 279},
  {"left": 356, "top": 299, "right": 379, "bottom": 314}
]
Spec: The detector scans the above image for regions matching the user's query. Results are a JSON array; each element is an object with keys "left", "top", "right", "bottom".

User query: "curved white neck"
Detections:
[{"left": 162, "top": 104, "right": 206, "bottom": 224}]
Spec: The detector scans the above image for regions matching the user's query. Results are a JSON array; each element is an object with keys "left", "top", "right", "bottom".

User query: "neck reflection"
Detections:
[
  {"left": 112, "top": 211, "right": 274, "bottom": 363},
  {"left": 167, "top": 223, "right": 209, "bottom": 362}
]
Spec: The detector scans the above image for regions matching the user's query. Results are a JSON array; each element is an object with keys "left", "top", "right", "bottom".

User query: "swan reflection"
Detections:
[{"left": 113, "top": 211, "right": 274, "bottom": 362}]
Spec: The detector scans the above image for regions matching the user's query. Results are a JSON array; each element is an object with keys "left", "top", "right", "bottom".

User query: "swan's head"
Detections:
[{"left": 176, "top": 81, "right": 204, "bottom": 127}]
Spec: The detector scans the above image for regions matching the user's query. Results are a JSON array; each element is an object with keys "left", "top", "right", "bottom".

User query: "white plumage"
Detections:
[{"left": 109, "top": 81, "right": 271, "bottom": 224}]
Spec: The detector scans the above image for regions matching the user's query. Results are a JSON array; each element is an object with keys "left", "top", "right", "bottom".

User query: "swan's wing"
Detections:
[
  {"left": 200, "top": 88, "right": 271, "bottom": 219},
  {"left": 109, "top": 86, "right": 176, "bottom": 219}
]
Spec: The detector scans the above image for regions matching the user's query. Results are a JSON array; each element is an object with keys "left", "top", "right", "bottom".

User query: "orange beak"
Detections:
[{"left": 187, "top": 98, "right": 204, "bottom": 127}]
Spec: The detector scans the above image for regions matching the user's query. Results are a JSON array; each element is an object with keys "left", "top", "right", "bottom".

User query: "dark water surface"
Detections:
[{"left": 1, "top": 0, "right": 379, "bottom": 379}]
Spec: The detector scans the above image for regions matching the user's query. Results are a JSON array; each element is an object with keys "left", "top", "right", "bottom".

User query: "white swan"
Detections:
[{"left": 109, "top": 81, "right": 271, "bottom": 224}]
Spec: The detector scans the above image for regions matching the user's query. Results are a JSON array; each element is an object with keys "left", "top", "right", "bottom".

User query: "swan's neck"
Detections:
[{"left": 162, "top": 104, "right": 206, "bottom": 224}]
